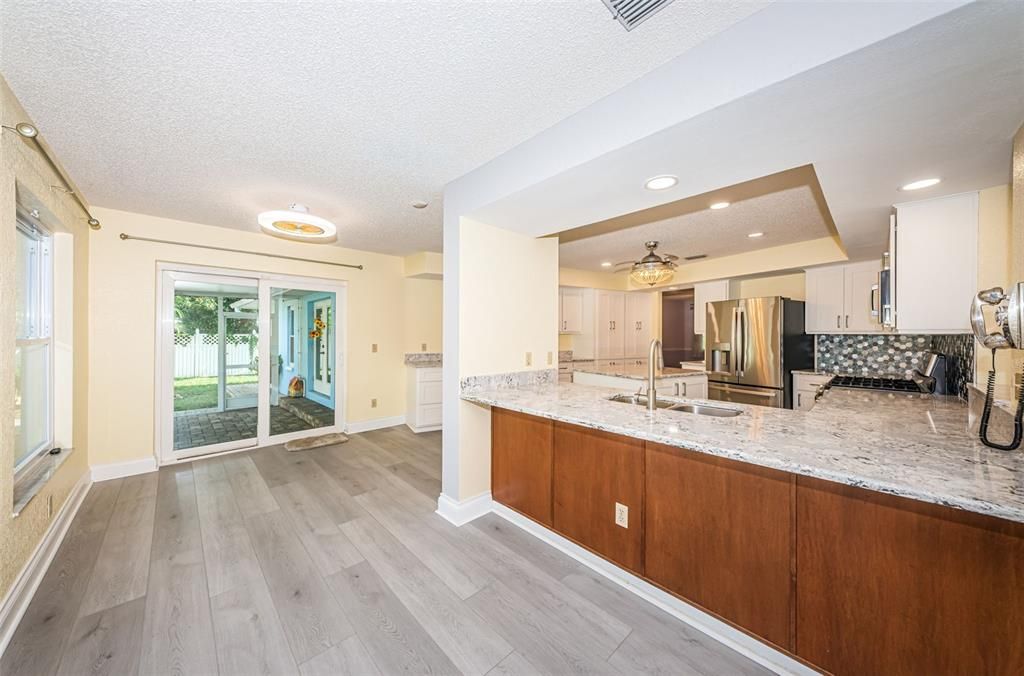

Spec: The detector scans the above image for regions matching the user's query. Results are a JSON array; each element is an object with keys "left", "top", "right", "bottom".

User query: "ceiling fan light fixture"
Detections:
[
  {"left": 257, "top": 203, "right": 337, "bottom": 242},
  {"left": 628, "top": 240, "right": 678, "bottom": 287}
]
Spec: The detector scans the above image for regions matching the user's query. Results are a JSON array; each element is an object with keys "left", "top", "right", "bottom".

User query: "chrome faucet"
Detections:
[{"left": 647, "top": 338, "right": 663, "bottom": 411}]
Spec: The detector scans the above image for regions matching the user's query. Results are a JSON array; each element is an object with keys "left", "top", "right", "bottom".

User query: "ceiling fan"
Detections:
[{"left": 613, "top": 240, "right": 680, "bottom": 286}]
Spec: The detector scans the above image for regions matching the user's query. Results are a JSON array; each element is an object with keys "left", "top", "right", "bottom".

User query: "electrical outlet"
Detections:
[
  {"left": 615, "top": 502, "right": 628, "bottom": 529},
  {"left": 547, "top": 351, "right": 553, "bottom": 365},
  {"left": 372, "top": 343, "right": 378, "bottom": 353},
  {"left": 525, "top": 352, "right": 532, "bottom": 366},
  {"left": 371, "top": 398, "right": 378, "bottom": 408},
  {"left": 421, "top": 342, "right": 427, "bottom": 351}
]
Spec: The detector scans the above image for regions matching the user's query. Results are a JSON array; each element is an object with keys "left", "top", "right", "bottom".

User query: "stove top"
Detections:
[{"left": 829, "top": 375, "right": 923, "bottom": 393}]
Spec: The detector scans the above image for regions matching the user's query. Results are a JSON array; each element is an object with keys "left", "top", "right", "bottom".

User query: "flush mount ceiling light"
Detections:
[
  {"left": 411, "top": 200, "right": 429, "bottom": 209},
  {"left": 257, "top": 203, "right": 337, "bottom": 242},
  {"left": 900, "top": 177, "right": 941, "bottom": 191},
  {"left": 748, "top": 232, "right": 764, "bottom": 238},
  {"left": 600, "top": 261, "right": 613, "bottom": 267},
  {"left": 644, "top": 175, "right": 678, "bottom": 191},
  {"left": 613, "top": 241, "right": 679, "bottom": 287},
  {"left": 12, "top": 122, "right": 38, "bottom": 138},
  {"left": 709, "top": 201, "right": 730, "bottom": 210}
]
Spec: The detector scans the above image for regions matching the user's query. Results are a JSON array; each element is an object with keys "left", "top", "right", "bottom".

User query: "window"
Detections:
[{"left": 14, "top": 215, "right": 53, "bottom": 472}]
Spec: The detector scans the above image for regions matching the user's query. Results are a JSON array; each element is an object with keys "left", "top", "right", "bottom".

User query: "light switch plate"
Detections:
[
  {"left": 372, "top": 343, "right": 378, "bottom": 353},
  {"left": 547, "top": 351, "right": 553, "bottom": 365},
  {"left": 421, "top": 343, "right": 427, "bottom": 351},
  {"left": 371, "top": 398, "right": 377, "bottom": 408},
  {"left": 615, "top": 502, "right": 628, "bottom": 528},
  {"left": 525, "top": 352, "right": 532, "bottom": 366}
]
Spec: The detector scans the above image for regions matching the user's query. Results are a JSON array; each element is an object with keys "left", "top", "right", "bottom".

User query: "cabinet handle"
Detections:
[
  {"left": 845, "top": 314, "right": 849, "bottom": 329},
  {"left": 836, "top": 315, "right": 841, "bottom": 329},
  {"left": 798, "top": 392, "right": 803, "bottom": 407}
]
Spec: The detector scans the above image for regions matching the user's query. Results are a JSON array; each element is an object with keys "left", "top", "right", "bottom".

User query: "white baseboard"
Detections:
[
  {"left": 405, "top": 423, "right": 441, "bottom": 434},
  {"left": 491, "top": 503, "right": 815, "bottom": 676},
  {"left": 436, "top": 491, "right": 493, "bottom": 526},
  {"left": 346, "top": 415, "right": 406, "bottom": 434},
  {"left": 90, "top": 456, "right": 158, "bottom": 482},
  {"left": 0, "top": 471, "right": 91, "bottom": 656}
]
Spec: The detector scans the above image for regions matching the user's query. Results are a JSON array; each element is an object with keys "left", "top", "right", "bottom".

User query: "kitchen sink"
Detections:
[{"left": 607, "top": 393, "right": 742, "bottom": 417}]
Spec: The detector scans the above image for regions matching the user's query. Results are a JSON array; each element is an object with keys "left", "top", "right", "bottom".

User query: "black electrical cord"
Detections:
[{"left": 979, "top": 348, "right": 1024, "bottom": 451}]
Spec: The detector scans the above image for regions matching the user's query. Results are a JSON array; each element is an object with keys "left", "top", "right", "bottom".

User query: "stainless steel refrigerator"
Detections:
[{"left": 704, "top": 297, "right": 813, "bottom": 408}]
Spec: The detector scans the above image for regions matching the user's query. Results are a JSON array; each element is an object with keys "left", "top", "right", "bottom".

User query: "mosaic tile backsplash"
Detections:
[{"left": 816, "top": 334, "right": 974, "bottom": 398}]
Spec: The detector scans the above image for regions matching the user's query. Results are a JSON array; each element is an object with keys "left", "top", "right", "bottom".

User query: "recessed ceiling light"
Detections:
[
  {"left": 600, "top": 261, "right": 613, "bottom": 267},
  {"left": 748, "top": 232, "right": 764, "bottom": 238},
  {"left": 709, "top": 201, "right": 730, "bottom": 210},
  {"left": 644, "top": 175, "right": 678, "bottom": 191},
  {"left": 257, "top": 203, "right": 337, "bottom": 242},
  {"left": 411, "top": 200, "right": 429, "bottom": 209},
  {"left": 900, "top": 178, "right": 941, "bottom": 191}
]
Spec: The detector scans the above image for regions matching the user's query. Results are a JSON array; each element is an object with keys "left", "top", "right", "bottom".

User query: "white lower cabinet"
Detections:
[
  {"left": 406, "top": 366, "right": 442, "bottom": 433},
  {"left": 792, "top": 372, "right": 832, "bottom": 412},
  {"left": 572, "top": 370, "right": 708, "bottom": 399}
]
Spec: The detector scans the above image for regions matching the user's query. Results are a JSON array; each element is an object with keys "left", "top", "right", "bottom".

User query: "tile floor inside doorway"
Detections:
[
  {"left": 173, "top": 396, "right": 335, "bottom": 450},
  {"left": 2, "top": 426, "right": 769, "bottom": 676}
]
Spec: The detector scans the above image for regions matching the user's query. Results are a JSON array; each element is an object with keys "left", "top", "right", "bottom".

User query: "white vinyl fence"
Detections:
[{"left": 174, "top": 330, "right": 257, "bottom": 379}]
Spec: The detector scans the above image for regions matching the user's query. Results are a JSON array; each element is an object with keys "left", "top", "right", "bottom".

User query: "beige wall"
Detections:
[
  {"left": 559, "top": 266, "right": 628, "bottom": 290},
  {"left": 729, "top": 271, "right": 806, "bottom": 301},
  {"left": 976, "top": 183, "right": 1019, "bottom": 385},
  {"left": 1, "top": 76, "right": 91, "bottom": 601},
  {"left": 404, "top": 278, "right": 443, "bottom": 353},
  {"left": 88, "top": 207, "right": 413, "bottom": 467},
  {"left": 458, "top": 218, "right": 558, "bottom": 498}
]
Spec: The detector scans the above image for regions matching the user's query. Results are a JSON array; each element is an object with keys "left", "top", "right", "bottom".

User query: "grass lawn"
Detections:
[{"left": 174, "top": 375, "right": 258, "bottom": 412}]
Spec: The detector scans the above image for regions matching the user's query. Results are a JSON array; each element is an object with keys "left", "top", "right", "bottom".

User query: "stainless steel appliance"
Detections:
[
  {"left": 705, "top": 297, "right": 814, "bottom": 408},
  {"left": 830, "top": 375, "right": 920, "bottom": 392}
]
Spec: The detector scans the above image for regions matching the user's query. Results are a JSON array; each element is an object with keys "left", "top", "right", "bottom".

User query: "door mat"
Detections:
[{"left": 285, "top": 432, "right": 349, "bottom": 452}]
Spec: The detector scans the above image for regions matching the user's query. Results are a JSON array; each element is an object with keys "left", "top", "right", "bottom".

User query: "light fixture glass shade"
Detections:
[
  {"left": 630, "top": 262, "right": 676, "bottom": 287},
  {"left": 257, "top": 204, "right": 337, "bottom": 242}
]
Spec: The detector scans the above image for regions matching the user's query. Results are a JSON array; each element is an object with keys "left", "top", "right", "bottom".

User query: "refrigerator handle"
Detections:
[
  {"left": 730, "top": 307, "right": 739, "bottom": 375},
  {"left": 738, "top": 307, "right": 746, "bottom": 376}
]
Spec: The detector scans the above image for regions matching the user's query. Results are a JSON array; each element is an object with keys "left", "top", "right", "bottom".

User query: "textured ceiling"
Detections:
[
  {"left": 0, "top": 0, "right": 768, "bottom": 255},
  {"left": 558, "top": 184, "right": 830, "bottom": 270}
]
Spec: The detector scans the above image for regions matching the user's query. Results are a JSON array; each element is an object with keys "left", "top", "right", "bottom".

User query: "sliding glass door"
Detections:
[{"left": 158, "top": 267, "right": 345, "bottom": 463}]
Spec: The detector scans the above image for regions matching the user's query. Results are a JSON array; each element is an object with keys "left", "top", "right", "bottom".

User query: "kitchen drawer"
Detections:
[
  {"left": 418, "top": 380, "right": 443, "bottom": 405},
  {"left": 418, "top": 367, "right": 442, "bottom": 382}
]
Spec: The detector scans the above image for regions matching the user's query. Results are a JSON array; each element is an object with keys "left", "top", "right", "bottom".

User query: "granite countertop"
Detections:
[
  {"left": 405, "top": 352, "right": 442, "bottom": 368},
  {"left": 461, "top": 382, "right": 1024, "bottom": 524},
  {"left": 573, "top": 361, "right": 709, "bottom": 380}
]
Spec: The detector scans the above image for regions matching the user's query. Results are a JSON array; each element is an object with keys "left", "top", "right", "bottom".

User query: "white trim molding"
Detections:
[
  {"left": 346, "top": 415, "right": 406, "bottom": 434},
  {"left": 90, "top": 456, "right": 158, "bottom": 482},
  {"left": 436, "top": 491, "right": 493, "bottom": 527},
  {"left": 491, "top": 502, "right": 815, "bottom": 676},
  {"left": 0, "top": 471, "right": 91, "bottom": 655}
]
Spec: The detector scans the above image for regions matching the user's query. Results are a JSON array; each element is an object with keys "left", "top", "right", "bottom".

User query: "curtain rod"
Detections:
[
  {"left": 118, "top": 233, "right": 364, "bottom": 270},
  {"left": 3, "top": 122, "right": 102, "bottom": 230}
]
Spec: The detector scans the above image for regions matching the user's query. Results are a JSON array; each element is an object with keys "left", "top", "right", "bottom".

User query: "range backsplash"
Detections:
[{"left": 815, "top": 334, "right": 974, "bottom": 398}]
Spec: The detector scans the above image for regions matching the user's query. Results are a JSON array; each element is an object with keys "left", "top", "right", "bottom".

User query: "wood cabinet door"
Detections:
[
  {"left": 553, "top": 422, "right": 644, "bottom": 573},
  {"left": 796, "top": 475, "right": 1024, "bottom": 676},
  {"left": 491, "top": 408, "right": 553, "bottom": 526},
  {"left": 645, "top": 442, "right": 794, "bottom": 650}
]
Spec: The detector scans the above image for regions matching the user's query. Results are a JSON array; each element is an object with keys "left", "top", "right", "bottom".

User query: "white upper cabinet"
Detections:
[
  {"left": 693, "top": 280, "right": 730, "bottom": 335},
  {"left": 893, "top": 192, "right": 978, "bottom": 334},
  {"left": 805, "top": 261, "right": 882, "bottom": 334},
  {"left": 805, "top": 266, "right": 846, "bottom": 333},
  {"left": 596, "top": 290, "right": 626, "bottom": 359},
  {"left": 624, "top": 292, "right": 653, "bottom": 357},
  {"left": 559, "top": 287, "right": 584, "bottom": 334}
]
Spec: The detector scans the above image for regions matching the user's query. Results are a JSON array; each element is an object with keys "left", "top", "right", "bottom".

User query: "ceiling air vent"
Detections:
[{"left": 602, "top": 0, "right": 675, "bottom": 31}]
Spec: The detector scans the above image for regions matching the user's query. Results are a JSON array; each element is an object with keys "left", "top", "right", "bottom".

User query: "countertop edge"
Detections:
[{"left": 461, "top": 391, "right": 1024, "bottom": 525}]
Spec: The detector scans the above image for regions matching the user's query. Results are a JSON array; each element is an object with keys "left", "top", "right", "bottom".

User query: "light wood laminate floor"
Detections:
[{"left": 2, "top": 426, "right": 769, "bottom": 675}]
